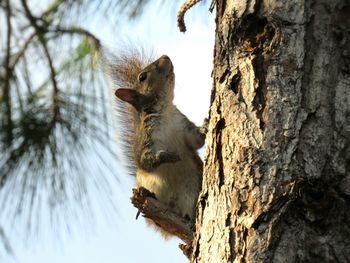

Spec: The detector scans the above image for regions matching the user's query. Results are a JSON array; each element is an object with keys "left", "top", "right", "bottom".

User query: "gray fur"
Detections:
[{"left": 106, "top": 52, "right": 205, "bottom": 229}]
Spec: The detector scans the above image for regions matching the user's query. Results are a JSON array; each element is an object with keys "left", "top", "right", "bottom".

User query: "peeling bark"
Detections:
[{"left": 192, "top": 0, "right": 350, "bottom": 262}]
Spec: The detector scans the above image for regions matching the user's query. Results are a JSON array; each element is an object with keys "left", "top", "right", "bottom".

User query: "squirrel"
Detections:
[{"left": 106, "top": 49, "right": 206, "bottom": 234}]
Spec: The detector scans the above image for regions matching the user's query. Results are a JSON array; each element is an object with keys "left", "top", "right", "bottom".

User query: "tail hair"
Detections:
[
  {"left": 103, "top": 46, "right": 155, "bottom": 90},
  {"left": 102, "top": 46, "right": 156, "bottom": 176}
]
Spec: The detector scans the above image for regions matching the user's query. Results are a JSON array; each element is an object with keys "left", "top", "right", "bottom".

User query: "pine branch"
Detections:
[
  {"left": 21, "top": 0, "right": 60, "bottom": 124},
  {"left": 51, "top": 26, "right": 101, "bottom": 48},
  {"left": 4, "top": 0, "right": 11, "bottom": 85},
  {"left": 131, "top": 187, "right": 194, "bottom": 245},
  {"left": 10, "top": 32, "right": 36, "bottom": 70},
  {"left": 177, "top": 0, "right": 201, "bottom": 32},
  {"left": 3, "top": 0, "right": 14, "bottom": 143},
  {"left": 42, "top": 38, "right": 60, "bottom": 125}
]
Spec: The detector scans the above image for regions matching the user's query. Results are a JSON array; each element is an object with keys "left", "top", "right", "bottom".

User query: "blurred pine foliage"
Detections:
[{"left": 0, "top": 0, "right": 163, "bottom": 255}]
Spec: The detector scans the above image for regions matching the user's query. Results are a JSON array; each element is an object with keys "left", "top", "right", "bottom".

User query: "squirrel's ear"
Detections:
[{"left": 115, "top": 88, "right": 140, "bottom": 105}]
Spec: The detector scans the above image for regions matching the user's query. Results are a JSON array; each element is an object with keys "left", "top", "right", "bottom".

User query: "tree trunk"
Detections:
[{"left": 191, "top": 0, "right": 350, "bottom": 262}]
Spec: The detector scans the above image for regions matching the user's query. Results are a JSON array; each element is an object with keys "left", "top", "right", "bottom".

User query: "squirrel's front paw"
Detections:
[{"left": 156, "top": 150, "right": 181, "bottom": 164}]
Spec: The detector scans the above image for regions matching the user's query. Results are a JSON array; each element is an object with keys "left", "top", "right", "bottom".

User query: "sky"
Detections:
[{"left": 1, "top": 2, "right": 215, "bottom": 263}]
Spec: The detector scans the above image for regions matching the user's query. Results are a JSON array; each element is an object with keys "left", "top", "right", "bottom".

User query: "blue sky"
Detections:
[{"left": 1, "top": 2, "right": 215, "bottom": 263}]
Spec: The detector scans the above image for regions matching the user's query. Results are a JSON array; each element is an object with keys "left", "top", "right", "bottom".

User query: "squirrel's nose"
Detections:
[{"left": 160, "top": 55, "right": 170, "bottom": 60}]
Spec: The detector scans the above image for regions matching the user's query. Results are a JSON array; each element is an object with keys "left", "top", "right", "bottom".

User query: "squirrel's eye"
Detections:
[{"left": 138, "top": 72, "right": 147, "bottom": 82}]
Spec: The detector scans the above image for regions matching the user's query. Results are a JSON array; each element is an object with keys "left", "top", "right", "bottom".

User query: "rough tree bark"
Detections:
[{"left": 191, "top": 0, "right": 350, "bottom": 262}]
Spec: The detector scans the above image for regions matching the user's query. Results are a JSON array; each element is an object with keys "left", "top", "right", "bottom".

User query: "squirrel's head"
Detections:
[{"left": 115, "top": 55, "right": 175, "bottom": 112}]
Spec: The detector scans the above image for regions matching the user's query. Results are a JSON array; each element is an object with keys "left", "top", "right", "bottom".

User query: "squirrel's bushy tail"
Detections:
[
  {"left": 103, "top": 46, "right": 155, "bottom": 90},
  {"left": 102, "top": 46, "right": 156, "bottom": 176}
]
